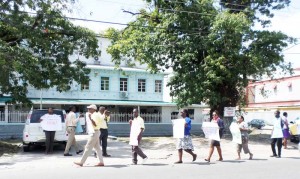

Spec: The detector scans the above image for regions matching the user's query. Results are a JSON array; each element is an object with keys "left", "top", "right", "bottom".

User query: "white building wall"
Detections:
[{"left": 254, "top": 77, "right": 300, "bottom": 103}]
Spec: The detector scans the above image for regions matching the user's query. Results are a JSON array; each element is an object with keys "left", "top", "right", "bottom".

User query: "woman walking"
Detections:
[
  {"left": 236, "top": 116, "right": 253, "bottom": 160},
  {"left": 205, "top": 110, "right": 224, "bottom": 162},
  {"left": 175, "top": 109, "right": 197, "bottom": 164}
]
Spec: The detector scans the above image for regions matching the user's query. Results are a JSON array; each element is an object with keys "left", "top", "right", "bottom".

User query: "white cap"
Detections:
[{"left": 87, "top": 104, "right": 97, "bottom": 110}]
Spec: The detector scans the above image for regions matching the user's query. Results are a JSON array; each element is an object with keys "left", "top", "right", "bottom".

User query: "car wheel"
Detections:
[
  {"left": 23, "top": 144, "right": 31, "bottom": 152},
  {"left": 257, "top": 126, "right": 262, "bottom": 129}
]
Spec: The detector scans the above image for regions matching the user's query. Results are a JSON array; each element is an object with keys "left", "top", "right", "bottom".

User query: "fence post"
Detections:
[{"left": 4, "top": 105, "right": 8, "bottom": 123}]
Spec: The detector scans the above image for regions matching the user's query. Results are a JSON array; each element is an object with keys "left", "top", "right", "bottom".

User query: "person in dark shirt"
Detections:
[{"left": 205, "top": 110, "right": 224, "bottom": 162}]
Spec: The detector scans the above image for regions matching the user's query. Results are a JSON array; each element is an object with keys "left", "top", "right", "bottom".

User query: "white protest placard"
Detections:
[
  {"left": 230, "top": 122, "right": 242, "bottom": 144},
  {"left": 129, "top": 120, "right": 141, "bottom": 146},
  {"left": 224, "top": 107, "right": 236, "bottom": 117},
  {"left": 296, "top": 120, "right": 300, "bottom": 135},
  {"left": 40, "top": 114, "right": 62, "bottom": 131},
  {"left": 202, "top": 122, "right": 220, "bottom": 141},
  {"left": 85, "top": 112, "right": 95, "bottom": 135},
  {"left": 172, "top": 119, "right": 185, "bottom": 138}
]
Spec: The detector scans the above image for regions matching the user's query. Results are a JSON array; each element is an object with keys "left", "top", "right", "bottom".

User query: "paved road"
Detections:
[{"left": 0, "top": 136, "right": 299, "bottom": 179}]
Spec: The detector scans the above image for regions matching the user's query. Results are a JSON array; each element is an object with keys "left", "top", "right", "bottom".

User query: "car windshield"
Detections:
[{"left": 30, "top": 110, "right": 64, "bottom": 123}]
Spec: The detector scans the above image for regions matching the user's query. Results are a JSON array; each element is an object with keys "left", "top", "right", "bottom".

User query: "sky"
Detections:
[{"left": 69, "top": 0, "right": 300, "bottom": 68}]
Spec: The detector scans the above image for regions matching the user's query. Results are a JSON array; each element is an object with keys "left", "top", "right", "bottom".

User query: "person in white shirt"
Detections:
[
  {"left": 129, "top": 108, "right": 148, "bottom": 165},
  {"left": 64, "top": 106, "right": 83, "bottom": 156},
  {"left": 270, "top": 110, "right": 283, "bottom": 158}
]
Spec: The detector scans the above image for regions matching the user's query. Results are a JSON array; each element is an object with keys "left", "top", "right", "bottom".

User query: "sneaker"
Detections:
[
  {"left": 276, "top": 155, "right": 281, "bottom": 158},
  {"left": 270, "top": 154, "right": 277, "bottom": 157},
  {"left": 142, "top": 157, "right": 148, "bottom": 164},
  {"left": 64, "top": 153, "right": 72, "bottom": 156}
]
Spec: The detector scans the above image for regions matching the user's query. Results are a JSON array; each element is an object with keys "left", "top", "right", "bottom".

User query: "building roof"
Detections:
[
  {"left": 87, "top": 65, "right": 170, "bottom": 75},
  {"left": 0, "top": 97, "right": 206, "bottom": 107}
]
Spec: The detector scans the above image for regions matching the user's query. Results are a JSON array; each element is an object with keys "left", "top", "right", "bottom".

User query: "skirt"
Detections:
[
  {"left": 283, "top": 129, "right": 290, "bottom": 138},
  {"left": 177, "top": 135, "right": 194, "bottom": 150}
]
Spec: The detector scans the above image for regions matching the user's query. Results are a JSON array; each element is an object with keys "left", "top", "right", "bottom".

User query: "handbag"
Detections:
[{"left": 75, "top": 121, "right": 83, "bottom": 134}]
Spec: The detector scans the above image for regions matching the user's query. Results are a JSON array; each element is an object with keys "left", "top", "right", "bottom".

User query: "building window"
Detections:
[
  {"left": 81, "top": 82, "right": 89, "bottom": 90},
  {"left": 120, "top": 78, "right": 128, "bottom": 92},
  {"left": 101, "top": 77, "right": 109, "bottom": 91},
  {"left": 138, "top": 79, "right": 146, "bottom": 92},
  {"left": 155, "top": 80, "right": 162, "bottom": 93}
]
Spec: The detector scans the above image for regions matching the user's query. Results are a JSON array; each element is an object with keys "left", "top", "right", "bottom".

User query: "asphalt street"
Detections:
[{"left": 0, "top": 136, "right": 299, "bottom": 179}]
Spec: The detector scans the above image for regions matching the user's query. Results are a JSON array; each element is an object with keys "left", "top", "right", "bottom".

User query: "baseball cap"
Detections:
[{"left": 87, "top": 104, "right": 97, "bottom": 110}]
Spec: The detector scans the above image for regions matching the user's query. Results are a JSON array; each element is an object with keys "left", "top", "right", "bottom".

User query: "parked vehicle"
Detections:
[
  {"left": 22, "top": 109, "right": 68, "bottom": 152},
  {"left": 248, "top": 119, "right": 265, "bottom": 129},
  {"left": 289, "top": 119, "right": 300, "bottom": 143}
]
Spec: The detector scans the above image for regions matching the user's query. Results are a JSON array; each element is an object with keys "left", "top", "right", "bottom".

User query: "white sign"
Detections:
[
  {"left": 224, "top": 107, "right": 236, "bottom": 117},
  {"left": 40, "top": 114, "right": 62, "bottom": 131},
  {"left": 296, "top": 120, "right": 300, "bottom": 135},
  {"left": 202, "top": 122, "right": 220, "bottom": 141},
  {"left": 230, "top": 122, "right": 242, "bottom": 144},
  {"left": 129, "top": 120, "right": 141, "bottom": 146},
  {"left": 271, "top": 118, "right": 284, "bottom": 138},
  {"left": 172, "top": 119, "right": 185, "bottom": 138}
]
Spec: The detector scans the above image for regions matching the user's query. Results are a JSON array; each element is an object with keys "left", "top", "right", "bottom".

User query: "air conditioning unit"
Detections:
[{"left": 119, "top": 92, "right": 128, "bottom": 99}]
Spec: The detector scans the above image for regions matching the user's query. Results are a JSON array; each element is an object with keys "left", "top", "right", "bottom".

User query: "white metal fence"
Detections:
[
  {"left": 110, "top": 113, "right": 161, "bottom": 123},
  {"left": 0, "top": 111, "right": 28, "bottom": 123},
  {"left": 0, "top": 111, "right": 162, "bottom": 123}
]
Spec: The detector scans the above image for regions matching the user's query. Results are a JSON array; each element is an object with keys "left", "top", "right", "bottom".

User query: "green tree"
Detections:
[
  {"left": 0, "top": 0, "right": 100, "bottom": 105},
  {"left": 106, "top": 0, "right": 295, "bottom": 116}
]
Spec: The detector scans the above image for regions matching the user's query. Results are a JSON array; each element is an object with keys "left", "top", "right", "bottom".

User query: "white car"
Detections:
[{"left": 23, "top": 109, "right": 68, "bottom": 152}]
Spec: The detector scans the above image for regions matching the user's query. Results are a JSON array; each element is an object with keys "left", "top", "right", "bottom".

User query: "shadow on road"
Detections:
[
  {"left": 249, "top": 158, "right": 268, "bottom": 161},
  {"left": 142, "top": 163, "right": 169, "bottom": 166},
  {"left": 282, "top": 157, "right": 300, "bottom": 159},
  {"left": 221, "top": 160, "right": 246, "bottom": 163}
]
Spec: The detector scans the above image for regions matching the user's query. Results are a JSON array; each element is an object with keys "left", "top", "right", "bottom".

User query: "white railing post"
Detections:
[{"left": 4, "top": 105, "right": 8, "bottom": 123}]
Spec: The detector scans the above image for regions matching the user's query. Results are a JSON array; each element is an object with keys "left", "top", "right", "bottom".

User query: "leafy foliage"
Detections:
[
  {"left": 0, "top": 0, "right": 100, "bottom": 105},
  {"left": 106, "top": 0, "right": 295, "bottom": 115}
]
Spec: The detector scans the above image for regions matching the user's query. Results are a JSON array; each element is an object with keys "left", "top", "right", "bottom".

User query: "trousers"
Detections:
[
  {"left": 45, "top": 131, "right": 55, "bottom": 153},
  {"left": 271, "top": 138, "right": 283, "bottom": 156}
]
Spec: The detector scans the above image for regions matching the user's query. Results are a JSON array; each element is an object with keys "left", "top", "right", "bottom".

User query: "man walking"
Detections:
[
  {"left": 129, "top": 108, "right": 148, "bottom": 165},
  {"left": 74, "top": 104, "right": 104, "bottom": 167},
  {"left": 64, "top": 106, "right": 83, "bottom": 156},
  {"left": 98, "top": 106, "right": 111, "bottom": 157},
  {"left": 270, "top": 110, "right": 284, "bottom": 158}
]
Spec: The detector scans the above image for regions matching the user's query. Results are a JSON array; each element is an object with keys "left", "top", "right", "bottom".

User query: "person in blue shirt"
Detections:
[{"left": 175, "top": 109, "right": 197, "bottom": 164}]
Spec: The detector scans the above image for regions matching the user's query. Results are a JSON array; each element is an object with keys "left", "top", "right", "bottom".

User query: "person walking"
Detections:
[
  {"left": 40, "top": 107, "right": 57, "bottom": 154},
  {"left": 205, "top": 110, "right": 224, "bottom": 162},
  {"left": 129, "top": 108, "right": 148, "bottom": 165},
  {"left": 64, "top": 106, "right": 83, "bottom": 156},
  {"left": 282, "top": 112, "right": 290, "bottom": 149},
  {"left": 74, "top": 104, "right": 104, "bottom": 167},
  {"left": 174, "top": 109, "right": 197, "bottom": 164},
  {"left": 98, "top": 106, "right": 111, "bottom": 157},
  {"left": 236, "top": 116, "right": 253, "bottom": 160},
  {"left": 270, "top": 110, "right": 284, "bottom": 158}
]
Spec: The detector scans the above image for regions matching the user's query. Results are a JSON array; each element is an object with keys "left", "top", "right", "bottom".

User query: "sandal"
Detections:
[
  {"left": 249, "top": 154, "right": 253, "bottom": 160},
  {"left": 204, "top": 159, "right": 210, "bottom": 163},
  {"left": 193, "top": 154, "right": 197, "bottom": 162},
  {"left": 94, "top": 163, "right": 105, "bottom": 167},
  {"left": 174, "top": 161, "right": 183, "bottom": 164}
]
